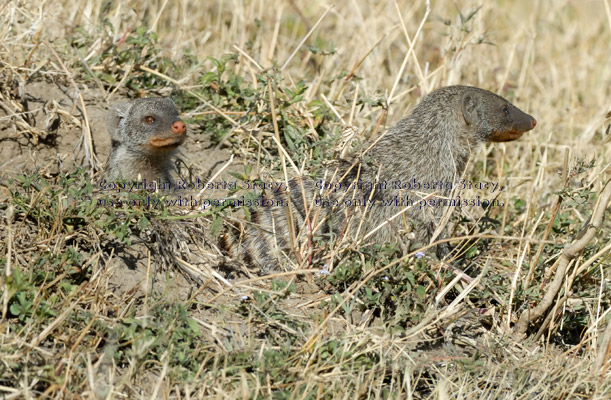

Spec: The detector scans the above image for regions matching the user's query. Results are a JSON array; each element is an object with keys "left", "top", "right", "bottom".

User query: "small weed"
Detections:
[{"left": 326, "top": 244, "right": 442, "bottom": 331}]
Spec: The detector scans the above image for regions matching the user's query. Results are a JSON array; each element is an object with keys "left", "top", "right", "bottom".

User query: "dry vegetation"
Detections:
[{"left": 1, "top": 0, "right": 610, "bottom": 398}]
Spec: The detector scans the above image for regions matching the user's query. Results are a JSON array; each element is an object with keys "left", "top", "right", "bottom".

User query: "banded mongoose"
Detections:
[
  {"left": 105, "top": 98, "right": 187, "bottom": 183},
  {"left": 223, "top": 85, "right": 536, "bottom": 272}
]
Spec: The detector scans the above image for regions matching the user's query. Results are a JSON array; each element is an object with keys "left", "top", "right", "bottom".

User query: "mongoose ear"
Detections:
[
  {"left": 106, "top": 102, "right": 132, "bottom": 141},
  {"left": 461, "top": 93, "right": 478, "bottom": 125}
]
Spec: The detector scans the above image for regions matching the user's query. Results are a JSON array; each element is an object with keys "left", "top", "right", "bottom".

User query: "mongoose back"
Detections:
[
  {"left": 105, "top": 98, "right": 187, "bottom": 183},
  {"left": 223, "top": 85, "right": 536, "bottom": 272}
]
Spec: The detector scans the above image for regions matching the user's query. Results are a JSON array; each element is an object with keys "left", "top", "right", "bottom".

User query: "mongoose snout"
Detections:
[
  {"left": 489, "top": 110, "right": 536, "bottom": 142},
  {"left": 146, "top": 112, "right": 187, "bottom": 149},
  {"left": 148, "top": 119, "right": 187, "bottom": 148},
  {"left": 461, "top": 89, "right": 537, "bottom": 142},
  {"left": 172, "top": 120, "right": 187, "bottom": 134},
  {"left": 149, "top": 120, "right": 187, "bottom": 149},
  {"left": 105, "top": 97, "right": 186, "bottom": 182}
]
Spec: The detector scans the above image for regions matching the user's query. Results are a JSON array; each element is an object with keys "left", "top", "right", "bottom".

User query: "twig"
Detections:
[
  {"left": 388, "top": 0, "right": 430, "bottom": 103},
  {"left": 43, "top": 41, "right": 100, "bottom": 171},
  {"left": 516, "top": 179, "right": 611, "bottom": 338},
  {"left": 280, "top": 6, "right": 333, "bottom": 71},
  {"left": 594, "top": 316, "right": 611, "bottom": 377},
  {"left": 267, "top": 79, "right": 298, "bottom": 260}
]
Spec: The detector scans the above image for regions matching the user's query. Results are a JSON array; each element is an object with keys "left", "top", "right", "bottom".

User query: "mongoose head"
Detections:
[
  {"left": 460, "top": 87, "right": 536, "bottom": 142},
  {"left": 107, "top": 98, "right": 187, "bottom": 156},
  {"left": 105, "top": 98, "right": 187, "bottom": 182}
]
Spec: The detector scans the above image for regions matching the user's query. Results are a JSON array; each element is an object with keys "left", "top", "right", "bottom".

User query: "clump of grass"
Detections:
[
  {"left": 324, "top": 245, "right": 443, "bottom": 332},
  {"left": 185, "top": 55, "right": 342, "bottom": 173},
  {"left": 5, "top": 168, "right": 178, "bottom": 246}
]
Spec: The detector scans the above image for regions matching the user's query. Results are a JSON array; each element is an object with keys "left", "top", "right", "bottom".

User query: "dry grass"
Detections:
[{"left": 0, "top": 0, "right": 610, "bottom": 398}]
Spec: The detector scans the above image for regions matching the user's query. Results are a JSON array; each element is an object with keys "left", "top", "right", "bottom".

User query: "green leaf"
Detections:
[{"left": 210, "top": 214, "right": 223, "bottom": 236}]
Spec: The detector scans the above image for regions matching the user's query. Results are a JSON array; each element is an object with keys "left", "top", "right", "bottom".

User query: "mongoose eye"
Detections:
[
  {"left": 144, "top": 116, "right": 155, "bottom": 124},
  {"left": 502, "top": 106, "right": 509, "bottom": 115}
]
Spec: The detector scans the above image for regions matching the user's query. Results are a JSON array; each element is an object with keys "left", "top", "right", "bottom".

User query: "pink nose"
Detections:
[
  {"left": 172, "top": 120, "right": 186, "bottom": 134},
  {"left": 531, "top": 119, "right": 537, "bottom": 128}
]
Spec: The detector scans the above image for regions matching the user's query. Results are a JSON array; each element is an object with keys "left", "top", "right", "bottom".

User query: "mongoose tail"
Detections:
[{"left": 105, "top": 98, "right": 187, "bottom": 183}]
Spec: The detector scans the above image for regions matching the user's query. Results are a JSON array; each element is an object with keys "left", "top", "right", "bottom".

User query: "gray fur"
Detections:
[
  {"left": 223, "top": 85, "right": 536, "bottom": 272},
  {"left": 105, "top": 98, "right": 187, "bottom": 183}
]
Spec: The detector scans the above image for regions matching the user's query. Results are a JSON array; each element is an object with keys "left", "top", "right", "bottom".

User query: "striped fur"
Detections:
[{"left": 221, "top": 86, "right": 536, "bottom": 273}]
